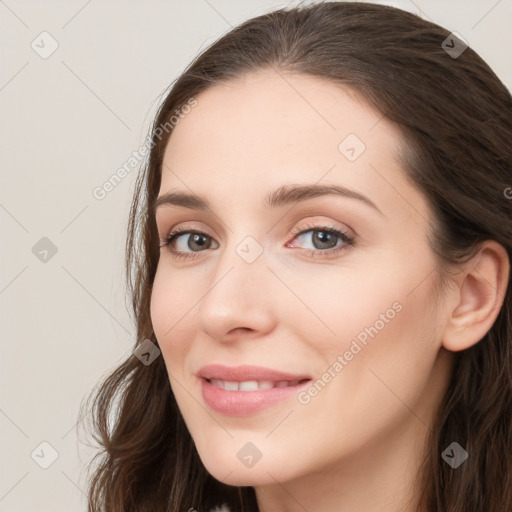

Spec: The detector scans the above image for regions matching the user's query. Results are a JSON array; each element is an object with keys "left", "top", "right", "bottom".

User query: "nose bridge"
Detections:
[{"left": 195, "top": 232, "right": 275, "bottom": 339}]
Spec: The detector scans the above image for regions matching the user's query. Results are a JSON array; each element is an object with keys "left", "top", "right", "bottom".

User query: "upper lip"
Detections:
[{"left": 198, "top": 364, "right": 312, "bottom": 382}]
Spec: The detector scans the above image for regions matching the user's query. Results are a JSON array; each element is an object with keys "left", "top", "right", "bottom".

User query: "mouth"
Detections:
[
  {"left": 197, "top": 364, "right": 312, "bottom": 416},
  {"left": 205, "top": 378, "right": 311, "bottom": 391}
]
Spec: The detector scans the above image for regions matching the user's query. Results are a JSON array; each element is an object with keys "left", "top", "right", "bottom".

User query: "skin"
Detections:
[{"left": 149, "top": 68, "right": 509, "bottom": 512}]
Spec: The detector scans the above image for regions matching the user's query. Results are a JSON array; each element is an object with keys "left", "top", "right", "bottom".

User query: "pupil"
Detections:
[
  {"left": 314, "top": 231, "right": 336, "bottom": 249},
  {"left": 190, "top": 234, "right": 209, "bottom": 250}
]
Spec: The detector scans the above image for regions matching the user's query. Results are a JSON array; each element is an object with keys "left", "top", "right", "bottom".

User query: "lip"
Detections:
[
  {"left": 197, "top": 364, "right": 312, "bottom": 416},
  {"left": 198, "top": 364, "right": 311, "bottom": 382}
]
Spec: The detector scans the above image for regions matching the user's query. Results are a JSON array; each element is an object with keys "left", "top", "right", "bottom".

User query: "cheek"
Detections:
[
  {"left": 149, "top": 269, "right": 168, "bottom": 342},
  {"left": 150, "top": 270, "right": 198, "bottom": 420},
  {"left": 337, "top": 248, "right": 438, "bottom": 347},
  {"left": 299, "top": 248, "right": 442, "bottom": 399},
  {"left": 280, "top": 264, "right": 408, "bottom": 355},
  {"left": 317, "top": 271, "right": 442, "bottom": 423},
  {"left": 149, "top": 266, "right": 191, "bottom": 369}
]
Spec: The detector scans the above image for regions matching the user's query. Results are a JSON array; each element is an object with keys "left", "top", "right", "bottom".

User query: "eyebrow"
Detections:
[{"left": 151, "top": 184, "right": 384, "bottom": 216}]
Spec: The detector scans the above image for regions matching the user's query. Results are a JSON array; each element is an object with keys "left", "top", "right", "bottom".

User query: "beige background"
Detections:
[{"left": 1, "top": 0, "right": 511, "bottom": 510}]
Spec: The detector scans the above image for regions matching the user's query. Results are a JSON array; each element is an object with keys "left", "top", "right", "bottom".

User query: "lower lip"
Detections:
[{"left": 200, "top": 378, "right": 311, "bottom": 416}]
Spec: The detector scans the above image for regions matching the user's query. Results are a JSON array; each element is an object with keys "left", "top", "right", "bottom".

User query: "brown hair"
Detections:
[{"left": 80, "top": 2, "right": 512, "bottom": 511}]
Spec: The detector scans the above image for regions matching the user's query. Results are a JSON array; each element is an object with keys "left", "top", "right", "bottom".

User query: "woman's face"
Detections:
[{"left": 150, "top": 69, "right": 453, "bottom": 487}]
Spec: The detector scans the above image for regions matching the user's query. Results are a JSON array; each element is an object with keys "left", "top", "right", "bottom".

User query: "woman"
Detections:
[{"left": 81, "top": 2, "right": 512, "bottom": 511}]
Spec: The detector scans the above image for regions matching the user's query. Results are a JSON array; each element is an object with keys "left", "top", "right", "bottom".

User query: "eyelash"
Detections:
[{"left": 158, "top": 222, "right": 356, "bottom": 261}]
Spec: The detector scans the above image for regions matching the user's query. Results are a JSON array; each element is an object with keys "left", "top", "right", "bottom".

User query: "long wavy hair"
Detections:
[{"left": 79, "top": 2, "right": 512, "bottom": 511}]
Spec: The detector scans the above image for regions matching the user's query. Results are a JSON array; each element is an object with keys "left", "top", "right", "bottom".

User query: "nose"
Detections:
[{"left": 195, "top": 239, "right": 277, "bottom": 343}]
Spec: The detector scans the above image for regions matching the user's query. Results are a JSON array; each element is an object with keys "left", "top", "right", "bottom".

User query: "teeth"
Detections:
[
  {"left": 208, "top": 379, "right": 302, "bottom": 391},
  {"left": 239, "top": 380, "right": 258, "bottom": 391},
  {"left": 224, "top": 380, "right": 239, "bottom": 391}
]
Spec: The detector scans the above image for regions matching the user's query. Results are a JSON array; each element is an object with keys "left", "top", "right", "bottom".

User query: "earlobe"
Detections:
[{"left": 441, "top": 240, "right": 510, "bottom": 352}]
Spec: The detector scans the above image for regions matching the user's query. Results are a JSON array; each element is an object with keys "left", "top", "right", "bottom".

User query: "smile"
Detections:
[
  {"left": 207, "top": 378, "right": 309, "bottom": 391},
  {"left": 197, "top": 364, "right": 312, "bottom": 415}
]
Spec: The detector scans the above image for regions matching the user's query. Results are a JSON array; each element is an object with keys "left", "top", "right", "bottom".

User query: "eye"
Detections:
[
  {"left": 158, "top": 222, "right": 355, "bottom": 261},
  {"left": 287, "top": 222, "right": 355, "bottom": 258},
  {"left": 158, "top": 225, "right": 218, "bottom": 261}
]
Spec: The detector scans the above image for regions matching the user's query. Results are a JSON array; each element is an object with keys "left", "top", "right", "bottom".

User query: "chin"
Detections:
[
  {"left": 203, "top": 460, "right": 281, "bottom": 487},
  {"left": 196, "top": 445, "right": 296, "bottom": 487}
]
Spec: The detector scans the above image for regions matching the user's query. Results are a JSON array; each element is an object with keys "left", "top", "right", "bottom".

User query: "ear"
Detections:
[{"left": 442, "top": 240, "right": 510, "bottom": 352}]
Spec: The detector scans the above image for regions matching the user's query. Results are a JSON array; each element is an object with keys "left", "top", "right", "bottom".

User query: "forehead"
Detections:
[
  {"left": 159, "top": 68, "right": 429, "bottom": 225},
  {"left": 164, "top": 68, "right": 392, "bottom": 161}
]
